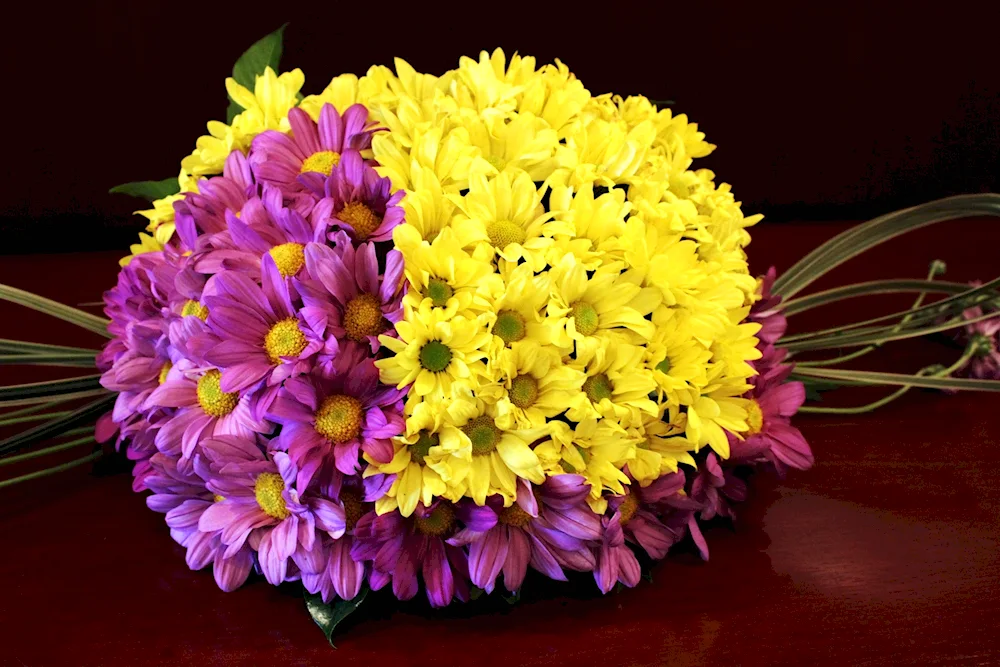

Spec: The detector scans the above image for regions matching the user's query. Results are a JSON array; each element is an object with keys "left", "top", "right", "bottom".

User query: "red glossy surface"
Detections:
[{"left": 2, "top": 220, "right": 999, "bottom": 665}]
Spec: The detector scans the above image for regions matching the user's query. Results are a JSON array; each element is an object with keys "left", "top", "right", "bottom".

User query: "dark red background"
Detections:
[{"left": 1, "top": 1, "right": 998, "bottom": 252}]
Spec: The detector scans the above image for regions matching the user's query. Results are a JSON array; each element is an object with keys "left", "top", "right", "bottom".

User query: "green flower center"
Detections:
[
  {"left": 314, "top": 394, "right": 364, "bottom": 443},
  {"left": 493, "top": 310, "right": 527, "bottom": 345},
  {"left": 254, "top": 472, "right": 290, "bottom": 520},
  {"left": 655, "top": 358, "right": 672, "bottom": 374},
  {"left": 486, "top": 154, "right": 507, "bottom": 173},
  {"left": 509, "top": 375, "right": 539, "bottom": 409},
  {"left": 499, "top": 503, "right": 533, "bottom": 527},
  {"left": 268, "top": 242, "right": 306, "bottom": 278},
  {"left": 419, "top": 340, "right": 452, "bottom": 372},
  {"left": 410, "top": 431, "right": 438, "bottom": 465},
  {"left": 462, "top": 415, "right": 501, "bottom": 455},
  {"left": 343, "top": 294, "right": 384, "bottom": 342},
  {"left": 196, "top": 369, "right": 238, "bottom": 417},
  {"left": 426, "top": 278, "right": 454, "bottom": 307},
  {"left": 300, "top": 150, "right": 340, "bottom": 176},
  {"left": 485, "top": 220, "right": 526, "bottom": 249},
  {"left": 582, "top": 373, "right": 614, "bottom": 403},
  {"left": 570, "top": 301, "right": 599, "bottom": 336},
  {"left": 415, "top": 504, "right": 455, "bottom": 536},
  {"left": 181, "top": 299, "right": 209, "bottom": 321},
  {"left": 264, "top": 317, "right": 308, "bottom": 364}
]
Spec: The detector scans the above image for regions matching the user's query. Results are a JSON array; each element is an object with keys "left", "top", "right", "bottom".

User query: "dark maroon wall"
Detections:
[{"left": 1, "top": 1, "right": 997, "bottom": 252}]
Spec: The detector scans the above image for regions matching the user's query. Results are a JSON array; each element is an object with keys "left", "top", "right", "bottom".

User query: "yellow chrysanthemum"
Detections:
[
  {"left": 567, "top": 340, "right": 658, "bottom": 428},
  {"left": 454, "top": 109, "right": 561, "bottom": 181},
  {"left": 545, "top": 183, "right": 631, "bottom": 270},
  {"left": 627, "top": 409, "right": 697, "bottom": 484},
  {"left": 119, "top": 233, "right": 163, "bottom": 267},
  {"left": 645, "top": 320, "right": 712, "bottom": 407},
  {"left": 685, "top": 377, "right": 751, "bottom": 458},
  {"left": 482, "top": 262, "right": 561, "bottom": 361},
  {"left": 400, "top": 231, "right": 495, "bottom": 319}
]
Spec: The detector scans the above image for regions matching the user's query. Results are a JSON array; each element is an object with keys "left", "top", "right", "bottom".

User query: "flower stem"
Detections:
[
  {"left": 0, "top": 450, "right": 102, "bottom": 489},
  {"left": 0, "top": 410, "right": 72, "bottom": 427},
  {"left": 0, "top": 435, "right": 96, "bottom": 468}
]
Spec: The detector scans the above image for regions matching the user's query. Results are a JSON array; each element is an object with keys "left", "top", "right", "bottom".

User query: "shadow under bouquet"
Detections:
[{"left": 2, "top": 26, "right": 998, "bottom": 644}]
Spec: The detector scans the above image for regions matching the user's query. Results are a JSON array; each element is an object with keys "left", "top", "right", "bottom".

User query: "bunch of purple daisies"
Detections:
[{"left": 98, "top": 102, "right": 813, "bottom": 606}]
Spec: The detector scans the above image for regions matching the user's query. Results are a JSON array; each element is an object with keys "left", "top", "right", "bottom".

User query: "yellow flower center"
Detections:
[
  {"left": 498, "top": 503, "right": 532, "bottom": 528},
  {"left": 268, "top": 242, "right": 306, "bottom": 278},
  {"left": 410, "top": 431, "right": 438, "bottom": 465},
  {"left": 339, "top": 201, "right": 382, "bottom": 239},
  {"left": 158, "top": 361, "right": 172, "bottom": 385},
  {"left": 341, "top": 489, "right": 364, "bottom": 531},
  {"left": 485, "top": 220, "right": 526, "bottom": 249},
  {"left": 582, "top": 373, "right": 614, "bottom": 403},
  {"left": 264, "top": 317, "right": 307, "bottom": 364},
  {"left": 486, "top": 154, "right": 507, "bottom": 173},
  {"left": 181, "top": 299, "right": 209, "bottom": 321},
  {"left": 415, "top": 503, "right": 455, "bottom": 536},
  {"left": 254, "top": 472, "right": 290, "bottom": 520},
  {"left": 343, "top": 294, "right": 384, "bottom": 342},
  {"left": 314, "top": 394, "right": 364, "bottom": 443},
  {"left": 618, "top": 492, "right": 639, "bottom": 526},
  {"left": 655, "top": 357, "right": 672, "bottom": 374},
  {"left": 419, "top": 340, "right": 452, "bottom": 372},
  {"left": 213, "top": 494, "right": 226, "bottom": 503},
  {"left": 509, "top": 375, "right": 539, "bottom": 409},
  {"left": 300, "top": 150, "right": 340, "bottom": 176},
  {"left": 570, "top": 301, "right": 599, "bottom": 336},
  {"left": 462, "top": 415, "right": 501, "bottom": 456},
  {"left": 493, "top": 310, "right": 526, "bottom": 345},
  {"left": 426, "top": 278, "right": 454, "bottom": 307},
  {"left": 746, "top": 399, "right": 764, "bottom": 436},
  {"left": 196, "top": 369, "right": 238, "bottom": 417}
]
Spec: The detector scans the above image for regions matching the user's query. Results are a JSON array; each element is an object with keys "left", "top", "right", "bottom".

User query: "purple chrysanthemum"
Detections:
[
  {"left": 351, "top": 501, "right": 472, "bottom": 607},
  {"left": 448, "top": 476, "right": 601, "bottom": 593},
  {"left": 690, "top": 453, "right": 748, "bottom": 521},
  {"left": 197, "top": 435, "right": 346, "bottom": 585},
  {"left": 174, "top": 151, "right": 257, "bottom": 253},
  {"left": 749, "top": 266, "right": 787, "bottom": 346},
  {"left": 250, "top": 104, "right": 375, "bottom": 198},
  {"left": 959, "top": 304, "right": 1000, "bottom": 379},
  {"left": 310, "top": 150, "right": 405, "bottom": 243},
  {"left": 267, "top": 346, "right": 404, "bottom": 487}
]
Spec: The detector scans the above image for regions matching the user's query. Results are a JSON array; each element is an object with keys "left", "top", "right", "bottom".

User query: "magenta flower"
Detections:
[
  {"left": 690, "top": 453, "right": 748, "bottom": 521},
  {"left": 749, "top": 266, "right": 787, "bottom": 346},
  {"left": 174, "top": 151, "right": 256, "bottom": 252},
  {"left": 267, "top": 347, "right": 404, "bottom": 486},
  {"left": 298, "top": 239, "right": 405, "bottom": 353},
  {"left": 311, "top": 150, "right": 405, "bottom": 243},
  {"left": 197, "top": 435, "right": 346, "bottom": 585},
  {"left": 250, "top": 103, "right": 375, "bottom": 197},
  {"left": 959, "top": 304, "right": 1000, "bottom": 379},
  {"left": 200, "top": 255, "right": 327, "bottom": 400},
  {"left": 351, "top": 501, "right": 473, "bottom": 607},
  {"left": 448, "top": 476, "right": 601, "bottom": 594},
  {"left": 301, "top": 485, "right": 370, "bottom": 602}
]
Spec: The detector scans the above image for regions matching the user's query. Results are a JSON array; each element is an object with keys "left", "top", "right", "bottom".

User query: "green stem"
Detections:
[
  {"left": 0, "top": 389, "right": 110, "bottom": 408},
  {"left": 0, "top": 375, "right": 104, "bottom": 401},
  {"left": 0, "top": 353, "right": 97, "bottom": 368},
  {"left": 0, "top": 284, "right": 111, "bottom": 338},
  {"left": 0, "top": 451, "right": 102, "bottom": 489},
  {"left": 0, "top": 410, "right": 71, "bottom": 427},
  {"left": 0, "top": 436, "right": 95, "bottom": 468},
  {"left": 0, "top": 339, "right": 101, "bottom": 355}
]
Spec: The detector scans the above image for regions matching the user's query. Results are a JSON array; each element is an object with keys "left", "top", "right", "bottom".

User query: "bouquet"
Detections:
[{"left": 2, "top": 27, "right": 998, "bottom": 644}]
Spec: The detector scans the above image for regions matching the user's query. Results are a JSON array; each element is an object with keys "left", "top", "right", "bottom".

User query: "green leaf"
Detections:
[
  {"left": 108, "top": 178, "right": 180, "bottom": 201},
  {"left": 304, "top": 585, "right": 368, "bottom": 647},
  {"left": 501, "top": 589, "right": 521, "bottom": 605},
  {"left": 231, "top": 24, "right": 288, "bottom": 90}
]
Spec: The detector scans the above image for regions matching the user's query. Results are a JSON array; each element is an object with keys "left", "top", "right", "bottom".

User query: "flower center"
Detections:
[
  {"left": 655, "top": 357, "right": 672, "bottom": 374},
  {"left": 181, "top": 299, "right": 209, "bottom": 321},
  {"left": 415, "top": 504, "right": 455, "bottom": 536},
  {"left": 264, "top": 317, "right": 307, "bottom": 364},
  {"left": 213, "top": 494, "right": 226, "bottom": 503},
  {"left": 254, "top": 472, "right": 290, "bottom": 520},
  {"left": 498, "top": 503, "right": 533, "bottom": 528},
  {"left": 462, "top": 415, "right": 501, "bottom": 456},
  {"left": 196, "top": 369, "right": 238, "bottom": 417},
  {"left": 343, "top": 293, "right": 384, "bottom": 342},
  {"left": 314, "top": 394, "right": 364, "bottom": 444},
  {"left": 339, "top": 201, "right": 382, "bottom": 239},
  {"left": 419, "top": 340, "right": 452, "bottom": 372},
  {"left": 300, "top": 150, "right": 340, "bottom": 176},
  {"left": 509, "top": 375, "right": 539, "bottom": 409},
  {"left": 158, "top": 361, "right": 172, "bottom": 385},
  {"left": 341, "top": 489, "right": 364, "bottom": 532},
  {"left": 486, "top": 154, "right": 507, "bottom": 173},
  {"left": 410, "top": 431, "right": 438, "bottom": 465},
  {"left": 268, "top": 242, "right": 306, "bottom": 278},
  {"left": 570, "top": 301, "right": 599, "bottom": 336},
  {"left": 582, "top": 373, "right": 614, "bottom": 403},
  {"left": 618, "top": 491, "right": 639, "bottom": 526},
  {"left": 426, "top": 278, "right": 454, "bottom": 307},
  {"left": 485, "top": 220, "right": 526, "bottom": 249},
  {"left": 746, "top": 399, "right": 764, "bottom": 436},
  {"left": 493, "top": 310, "right": 526, "bottom": 345}
]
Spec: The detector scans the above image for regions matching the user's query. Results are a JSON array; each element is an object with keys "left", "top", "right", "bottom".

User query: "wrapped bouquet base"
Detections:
[{"left": 2, "top": 27, "right": 998, "bottom": 644}]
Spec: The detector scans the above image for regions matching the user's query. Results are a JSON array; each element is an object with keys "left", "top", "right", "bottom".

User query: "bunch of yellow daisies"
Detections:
[{"left": 132, "top": 50, "right": 762, "bottom": 517}]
